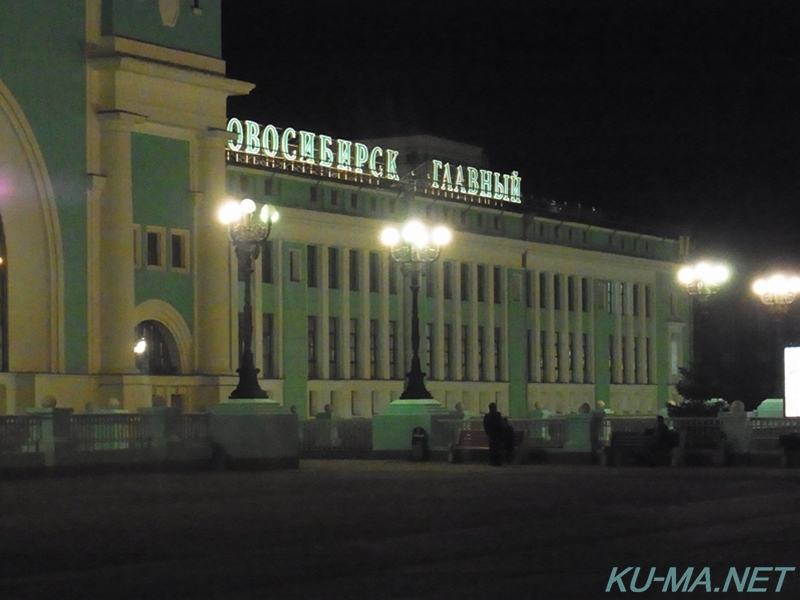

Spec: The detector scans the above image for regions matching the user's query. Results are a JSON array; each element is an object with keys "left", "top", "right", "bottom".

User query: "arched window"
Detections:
[
  {"left": 134, "top": 320, "right": 178, "bottom": 375},
  {"left": 0, "top": 214, "right": 7, "bottom": 371}
]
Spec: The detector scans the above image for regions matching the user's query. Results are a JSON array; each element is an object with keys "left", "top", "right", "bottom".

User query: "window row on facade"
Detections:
[{"left": 133, "top": 224, "right": 189, "bottom": 271}]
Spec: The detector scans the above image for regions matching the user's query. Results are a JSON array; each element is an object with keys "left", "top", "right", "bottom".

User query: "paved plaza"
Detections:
[{"left": 1, "top": 460, "right": 799, "bottom": 599}]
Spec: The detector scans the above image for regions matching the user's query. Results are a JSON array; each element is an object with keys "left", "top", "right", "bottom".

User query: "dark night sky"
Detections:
[{"left": 222, "top": 0, "right": 800, "bottom": 271}]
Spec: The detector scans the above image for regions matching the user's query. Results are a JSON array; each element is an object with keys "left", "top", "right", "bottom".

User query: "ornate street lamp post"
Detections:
[
  {"left": 677, "top": 261, "right": 730, "bottom": 300},
  {"left": 381, "top": 220, "right": 451, "bottom": 399},
  {"left": 752, "top": 273, "right": 800, "bottom": 399},
  {"left": 219, "top": 198, "right": 279, "bottom": 399},
  {"left": 752, "top": 273, "right": 800, "bottom": 312}
]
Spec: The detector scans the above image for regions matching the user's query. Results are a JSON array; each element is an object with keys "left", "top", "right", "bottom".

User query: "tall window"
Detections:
[
  {"left": 426, "top": 322, "right": 434, "bottom": 379},
  {"left": 525, "top": 271, "right": 532, "bottom": 308},
  {"left": 619, "top": 282, "right": 626, "bottom": 315},
  {"left": 146, "top": 229, "right": 163, "bottom": 267},
  {"left": 170, "top": 231, "right": 188, "bottom": 270},
  {"left": 349, "top": 249, "right": 359, "bottom": 291},
  {"left": 609, "top": 335, "right": 616, "bottom": 383},
  {"left": 633, "top": 284, "right": 640, "bottom": 316},
  {"left": 493, "top": 267, "right": 502, "bottom": 304},
  {"left": 646, "top": 337, "right": 652, "bottom": 383},
  {"left": 425, "top": 265, "right": 435, "bottom": 298},
  {"left": 581, "top": 277, "right": 590, "bottom": 312},
  {"left": 526, "top": 329, "right": 533, "bottom": 382},
  {"left": 460, "top": 263, "right": 470, "bottom": 300},
  {"left": 369, "top": 252, "right": 379, "bottom": 293},
  {"left": 261, "top": 240, "right": 274, "bottom": 284},
  {"left": 461, "top": 325, "right": 469, "bottom": 381},
  {"left": 645, "top": 285, "right": 652, "bottom": 318},
  {"left": 443, "top": 261, "right": 453, "bottom": 300},
  {"left": 328, "top": 247, "right": 340, "bottom": 289},
  {"left": 540, "top": 331, "right": 548, "bottom": 382},
  {"left": 494, "top": 327, "right": 502, "bottom": 380},
  {"left": 307, "top": 245, "right": 318, "bottom": 288},
  {"left": 389, "top": 261, "right": 398, "bottom": 295},
  {"left": 444, "top": 323, "right": 453, "bottom": 380},
  {"left": 307, "top": 316, "right": 317, "bottom": 378},
  {"left": 477, "top": 265, "right": 486, "bottom": 302},
  {"left": 539, "top": 272, "right": 547, "bottom": 309},
  {"left": 554, "top": 331, "right": 561, "bottom": 381},
  {"left": 567, "top": 276, "right": 575, "bottom": 311},
  {"left": 569, "top": 332, "right": 575, "bottom": 382},
  {"left": 329, "top": 317, "right": 339, "bottom": 378},
  {"left": 583, "top": 333, "right": 590, "bottom": 382},
  {"left": 553, "top": 275, "right": 561, "bottom": 310},
  {"left": 349, "top": 318, "right": 358, "bottom": 378},
  {"left": 621, "top": 336, "right": 627, "bottom": 382},
  {"left": 369, "top": 319, "right": 378, "bottom": 379},
  {"left": 477, "top": 325, "right": 485, "bottom": 381},
  {"left": 389, "top": 320, "right": 399, "bottom": 379},
  {"left": 262, "top": 313, "right": 275, "bottom": 378}
]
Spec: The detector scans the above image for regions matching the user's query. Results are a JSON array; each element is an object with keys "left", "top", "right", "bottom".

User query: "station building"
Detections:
[{"left": 0, "top": 1, "right": 691, "bottom": 417}]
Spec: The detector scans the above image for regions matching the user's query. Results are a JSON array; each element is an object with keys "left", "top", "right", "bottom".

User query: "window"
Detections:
[
  {"left": 619, "top": 282, "right": 626, "bottom": 315},
  {"left": 554, "top": 331, "right": 561, "bottom": 381},
  {"left": 329, "top": 317, "right": 339, "bottom": 378},
  {"left": 370, "top": 197, "right": 377, "bottom": 212},
  {"left": 349, "top": 318, "right": 358, "bottom": 378},
  {"left": 369, "top": 319, "right": 378, "bottom": 379},
  {"left": 146, "top": 227, "right": 165, "bottom": 268},
  {"left": 460, "top": 263, "right": 470, "bottom": 301},
  {"left": 581, "top": 278, "right": 590, "bottom": 312},
  {"left": 606, "top": 282, "right": 613, "bottom": 314},
  {"left": 609, "top": 335, "right": 616, "bottom": 383},
  {"left": 633, "top": 284, "right": 640, "bottom": 316},
  {"left": 621, "top": 337, "right": 627, "bottom": 382},
  {"left": 425, "top": 265, "right": 434, "bottom": 298},
  {"left": 494, "top": 327, "right": 502, "bottom": 381},
  {"left": 443, "top": 261, "right": 453, "bottom": 300},
  {"left": 540, "top": 331, "right": 548, "bottom": 382},
  {"left": 330, "top": 190, "right": 338, "bottom": 206},
  {"left": 477, "top": 325, "right": 485, "bottom": 381},
  {"left": 526, "top": 329, "right": 533, "bottom": 382},
  {"left": 553, "top": 275, "right": 561, "bottom": 310},
  {"left": 539, "top": 272, "right": 547, "bottom": 309},
  {"left": 350, "top": 193, "right": 358, "bottom": 209},
  {"left": 426, "top": 322, "right": 434, "bottom": 379},
  {"left": 583, "top": 333, "right": 590, "bottom": 382},
  {"left": 525, "top": 271, "right": 532, "bottom": 308},
  {"left": 567, "top": 276, "right": 575, "bottom": 311},
  {"left": 261, "top": 240, "right": 274, "bottom": 284},
  {"left": 461, "top": 325, "right": 469, "bottom": 381},
  {"left": 349, "top": 249, "right": 359, "bottom": 291},
  {"left": 264, "top": 177, "right": 273, "bottom": 196},
  {"left": 289, "top": 249, "right": 301, "bottom": 282},
  {"left": 569, "top": 332, "right": 575, "bottom": 382},
  {"left": 369, "top": 252, "right": 379, "bottom": 293},
  {"left": 477, "top": 265, "right": 486, "bottom": 302},
  {"left": 389, "top": 320, "right": 399, "bottom": 378},
  {"left": 646, "top": 337, "right": 652, "bottom": 384},
  {"left": 262, "top": 313, "right": 275, "bottom": 378},
  {"left": 444, "top": 323, "right": 453, "bottom": 380},
  {"left": 307, "top": 245, "right": 318, "bottom": 288},
  {"left": 389, "top": 260, "right": 398, "bottom": 295},
  {"left": 309, "top": 186, "right": 318, "bottom": 202},
  {"left": 493, "top": 267, "right": 502, "bottom": 304},
  {"left": 645, "top": 285, "right": 652, "bottom": 318},
  {"left": 307, "top": 316, "right": 318, "bottom": 378},
  {"left": 133, "top": 225, "right": 141, "bottom": 268},
  {"left": 328, "top": 247, "right": 340, "bottom": 289}
]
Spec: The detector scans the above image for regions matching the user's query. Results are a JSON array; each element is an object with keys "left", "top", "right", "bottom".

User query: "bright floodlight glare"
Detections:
[
  {"left": 402, "top": 221, "right": 428, "bottom": 247},
  {"left": 431, "top": 225, "right": 452, "bottom": 246},
  {"left": 677, "top": 266, "right": 695, "bottom": 284},
  {"left": 711, "top": 265, "right": 730, "bottom": 285},
  {"left": 752, "top": 279, "right": 767, "bottom": 295},
  {"left": 240, "top": 198, "right": 256, "bottom": 214},
  {"left": 381, "top": 227, "right": 400, "bottom": 247},
  {"left": 259, "top": 204, "right": 278, "bottom": 224},
  {"left": 133, "top": 339, "right": 147, "bottom": 355},
  {"left": 219, "top": 201, "right": 241, "bottom": 224}
]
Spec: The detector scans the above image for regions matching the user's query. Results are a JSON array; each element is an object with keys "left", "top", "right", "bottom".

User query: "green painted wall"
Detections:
[
  {"left": 101, "top": 0, "right": 221, "bottom": 58},
  {"left": 132, "top": 133, "right": 194, "bottom": 328},
  {"left": 0, "top": 1, "right": 89, "bottom": 372},
  {"left": 507, "top": 269, "right": 528, "bottom": 417},
  {"left": 281, "top": 242, "right": 309, "bottom": 416}
]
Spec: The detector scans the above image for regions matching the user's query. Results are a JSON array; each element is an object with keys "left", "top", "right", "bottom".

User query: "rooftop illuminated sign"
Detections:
[
  {"left": 226, "top": 118, "right": 399, "bottom": 181},
  {"left": 226, "top": 118, "right": 523, "bottom": 204},
  {"left": 429, "top": 159, "right": 521, "bottom": 204}
]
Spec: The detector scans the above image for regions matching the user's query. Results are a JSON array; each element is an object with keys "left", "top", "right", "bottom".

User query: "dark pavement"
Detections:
[{"left": 1, "top": 460, "right": 799, "bottom": 599}]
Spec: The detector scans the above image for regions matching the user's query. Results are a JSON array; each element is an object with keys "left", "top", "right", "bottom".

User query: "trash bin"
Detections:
[{"left": 411, "top": 426, "right": 429, "bottom": 461}]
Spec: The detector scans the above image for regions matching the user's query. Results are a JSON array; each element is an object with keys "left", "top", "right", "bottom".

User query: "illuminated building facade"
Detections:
[{"left": 0, "top": 1, "right": 691, "bottom": 416}]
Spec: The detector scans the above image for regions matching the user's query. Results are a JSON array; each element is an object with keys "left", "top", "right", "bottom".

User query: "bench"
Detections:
[
  {"left": 449, "top": 429, "right": 526, "bottom": 464},
  {"left": 603, "top": 429, "right": 679, "bottom": 466},
  {"left": 672, "top": 428, "right": 725, "bottom": 466}
]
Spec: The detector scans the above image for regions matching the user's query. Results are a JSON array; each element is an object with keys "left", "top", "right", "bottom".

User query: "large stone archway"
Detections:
[
  {"left": 0, "top": 78, "right": 64, "bottom": 373},
  {"left": 133, "top": 299, "right": 192, "bottom": 375}
]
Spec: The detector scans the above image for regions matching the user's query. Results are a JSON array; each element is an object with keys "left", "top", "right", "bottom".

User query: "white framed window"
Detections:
[
  {"left": 170, "top": 229, "right": 190, "bottom": 272},
  {"left": 145, "top": 226, "right": 166, "bottom": 270}
]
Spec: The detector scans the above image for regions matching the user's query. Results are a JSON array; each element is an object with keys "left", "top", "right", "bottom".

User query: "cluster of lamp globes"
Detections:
[
  {"left": 219, "top": 198, "right": 279, "bottom": 231},
  {"left": 678, "top": 261, "right": 800, "bottom": 307}
]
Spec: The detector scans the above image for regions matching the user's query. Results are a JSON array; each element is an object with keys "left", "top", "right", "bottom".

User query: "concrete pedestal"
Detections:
[
  {"left": 372, "top": 399, "right": 451, "bottom": 453},
  {"left": 210, "top": 399, "right": 298, "bottom": 469}
]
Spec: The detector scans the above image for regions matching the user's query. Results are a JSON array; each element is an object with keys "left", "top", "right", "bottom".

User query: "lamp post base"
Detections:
[{"left": 372, "top": 398, "right": 450, "bottom": 452}]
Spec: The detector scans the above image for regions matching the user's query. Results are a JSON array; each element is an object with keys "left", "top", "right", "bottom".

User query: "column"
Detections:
[
  {"left": 98, "top": 111, "right": 139, "bottom": 374},
  {"left": 196, "top": 128, "right": 233, "bottom": 374}
]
